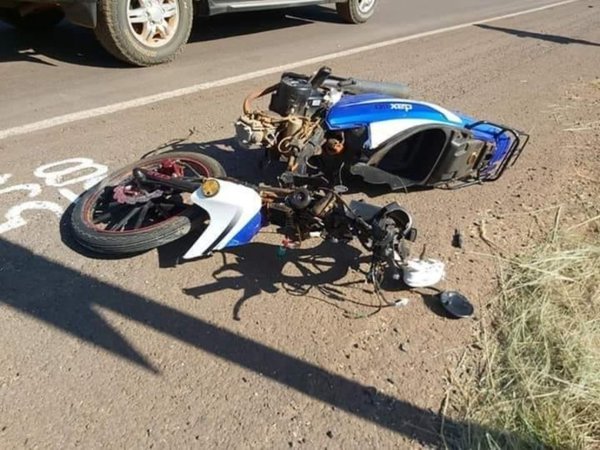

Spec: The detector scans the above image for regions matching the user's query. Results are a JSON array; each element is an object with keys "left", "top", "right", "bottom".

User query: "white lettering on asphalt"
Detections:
[
  {"left": 0, "top": 183, "right": 42, "bottom": 198},
  {"left": 34, "top": 158, "right": 108, "bottom": 188},
  {"left": 0, "top": 0, "right": 581, "bottom": 141},
  {"left": 0, "top": 202, "right": 64, "bottom": 235},
  {"left": 0, "top": 158, "right": 108, "bottom": 235},
  {"left": 0, "top": 174, "right": 13, "bottom": 184}
]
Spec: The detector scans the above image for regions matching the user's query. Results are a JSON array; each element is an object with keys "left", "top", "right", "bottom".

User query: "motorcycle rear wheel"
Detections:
[{"left": 70, "top": 151, "right": 226, "bottom": 255}]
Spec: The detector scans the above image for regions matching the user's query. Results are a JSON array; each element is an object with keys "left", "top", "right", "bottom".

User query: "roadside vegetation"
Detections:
[{"left": 448, "top": 209, "right": 600, "bottom": 449}]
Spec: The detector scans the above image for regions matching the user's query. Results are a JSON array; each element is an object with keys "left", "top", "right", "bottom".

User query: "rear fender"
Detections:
[{"left": 183, "top": 180, "right": 263, "bottom": 259}]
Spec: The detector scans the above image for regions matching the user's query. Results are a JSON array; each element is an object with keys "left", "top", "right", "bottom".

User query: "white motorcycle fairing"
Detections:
[{"left": 183, "top": 180, "right": 263, "bottom": 260}]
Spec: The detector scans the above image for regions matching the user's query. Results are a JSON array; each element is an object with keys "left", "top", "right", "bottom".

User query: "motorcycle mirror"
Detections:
[
  {"left": 309, "top": 66, "right": 332, "bottom": 88},
  {"left": 406, "top": 228, "right": 418, "bottom": 242},
  {"left": 439, "top": 291, "right": 474, "bottom": 319}
]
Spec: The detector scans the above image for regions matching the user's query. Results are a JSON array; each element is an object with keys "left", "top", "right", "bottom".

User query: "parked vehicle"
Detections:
[{"left": 0, "top": 0, "right": 378, "bottom": 66}]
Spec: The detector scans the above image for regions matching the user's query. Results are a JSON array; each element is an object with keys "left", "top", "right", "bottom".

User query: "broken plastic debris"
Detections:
[
  {"left": 394, "top": 298, "right": 411, "bottom": 308},
  {"left": 402, "top": 258, "right": 446, "bottom": 288},
  {"left": 440, "top": 291, "right": 474, "bottom": 318}
]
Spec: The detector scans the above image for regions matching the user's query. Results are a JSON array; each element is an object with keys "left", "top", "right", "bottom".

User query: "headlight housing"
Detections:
[{"left": 201, "top": 178, "right": 220, "bottom": 198}]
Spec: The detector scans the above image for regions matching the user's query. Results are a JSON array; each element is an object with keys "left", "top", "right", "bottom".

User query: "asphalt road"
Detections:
[
  {"left": 1, "top": 0, "right": 599, "bottom": 448},
  {"left": 0, "top": 0, "right": 583, "bottom": 129}
]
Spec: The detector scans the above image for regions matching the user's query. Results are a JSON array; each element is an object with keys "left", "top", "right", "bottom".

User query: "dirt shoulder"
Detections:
[{"left": 1, "top": 2, "right": 599, "bottom": 448}]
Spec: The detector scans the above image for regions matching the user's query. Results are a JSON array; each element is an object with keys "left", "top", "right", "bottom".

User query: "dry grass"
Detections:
[{"left": 449, "top": 215, "right": 600, "bottom": 449}]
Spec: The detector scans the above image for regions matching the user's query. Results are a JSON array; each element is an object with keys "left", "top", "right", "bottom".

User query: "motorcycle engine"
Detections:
[
  {"left": 269, "top": 76, "right": 324, "bottom": 117},
  {"left": 234, "top": 73, "right": 327, "bottom": 151},
  {"left": 235, "top": 115, "right": 277, "bottom": 148}
]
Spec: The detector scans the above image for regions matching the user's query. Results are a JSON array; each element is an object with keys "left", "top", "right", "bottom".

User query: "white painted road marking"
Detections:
[
  {"left": 0, "top": 157, "right": 108, "bottom": 234},
  {"left": 0, "top": 0, "right": 581, "bottom": 141}
]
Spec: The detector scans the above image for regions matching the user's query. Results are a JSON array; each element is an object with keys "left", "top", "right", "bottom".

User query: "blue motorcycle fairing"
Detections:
[
  {"left": 224, "top": 211, "right": 263, "bottom": 248},
  {"left": 465, "top": 123, "right": 516, "bottom": 178},
  {"left": 326, "top": 94, "right": 464, "bottom": 131},
  {"left": 326, "top": 94, "right": 523, "bottom": 181}
]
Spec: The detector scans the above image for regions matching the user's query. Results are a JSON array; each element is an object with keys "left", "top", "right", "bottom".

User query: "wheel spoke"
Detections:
[
  {"left": 156, "top": 23, "right": 169, "bottom": 38},
  {"left": 93, "top": 211, "right": 116, "bottom": 225},
  {"left": 158, "top": 196, "right": 185, "bottom": 206},
  {"left": 134, "top": 202, "right": 152, "bottom": 230},
  {"left": 128, "top": 7, "right": 147, "bottom": 24},
  {"left": 162, "top": 3, "right": 177, "bottom": 18},
  {"left": 358, "top": 0, "right": 375, "bottom": 13},
  {"left": 93, "top": 202, "right": 128, "bottom": 224},
  {"left": 154, "top": 203, "right": 170, "bottom": 218},
  {"left": 109, "top": 206, "right": 141, "bottom": 231},
  {"left": 143, "top": 23, "right": 156, "bottom": 41},
  {"left": 180, "top": 161, "right": 205, "bottom": 178},
  {"left": 156, "top": 202, "right": 178, "bottom": 211}
]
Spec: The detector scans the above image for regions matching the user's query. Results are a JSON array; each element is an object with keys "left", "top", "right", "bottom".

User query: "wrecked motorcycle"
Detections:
[
  {"left": 69, "top": 67, "right": 528, "bottom": 294},
  {"left": 70, "top": 151, "right": 417, "bottom": 290},
  {"left": 236, "top": 66, "right": 529, "bottom": 190}
]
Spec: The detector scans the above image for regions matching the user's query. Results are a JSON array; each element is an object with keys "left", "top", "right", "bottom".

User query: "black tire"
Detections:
[
  {"left": 0, "top": 7, "right": 64, "bottom": 30},
  {"left": 336, "top": 0, "right": 377, "bottom": 24},
  {"left": 70, "top": 152, "right": 226, "bottom": 255},
  {"left": 94, "top": 0, "right": 193, "bottom": 66}
]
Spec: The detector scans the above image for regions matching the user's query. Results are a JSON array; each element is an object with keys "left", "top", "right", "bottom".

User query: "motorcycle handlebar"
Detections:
[
  {"left": 277, "top": 68, "right": 411, "bottom": 98},
  {"left": 308, "top": 66, "right": 333, "bottom": 88},
  {"left": 338, "top": 78, "right": 411, "bottom": 98}
]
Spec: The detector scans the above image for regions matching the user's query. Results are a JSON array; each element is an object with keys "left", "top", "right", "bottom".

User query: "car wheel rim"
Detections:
[
  {"left": 127, "top": 0, "right": 179, "bottom": 48},
  {"left": 358, "top": 0, "right": 375, "bottom": 14}
]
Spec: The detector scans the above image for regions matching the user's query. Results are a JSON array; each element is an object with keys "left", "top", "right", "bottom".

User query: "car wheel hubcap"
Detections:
[
  {"left": 358, "top": 0, "right": 375, "bottom": 13},
  {"left": 127, "top": 0, "right": 179, "bottom": 48}
]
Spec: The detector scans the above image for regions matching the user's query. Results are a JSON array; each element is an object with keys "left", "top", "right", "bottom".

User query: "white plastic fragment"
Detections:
[
  {"left": 402, "top": 259, "right": 446, "bottom": 288},
  {"left": 394, "top": 298, "right": 411, "bottom": 308}
]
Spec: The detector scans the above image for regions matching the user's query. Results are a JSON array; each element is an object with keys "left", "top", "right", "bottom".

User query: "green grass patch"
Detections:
[{"left": 451, "top": 219, "right": 600, "bottom": 449}]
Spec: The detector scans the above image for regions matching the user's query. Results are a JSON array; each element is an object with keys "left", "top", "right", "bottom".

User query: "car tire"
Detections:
[
  {"left": 0, "top": 7, "right": 64, "bottom": 30},
  {"left": 336, "top": 0, "right": 377, "bottom": 24},
  {"left": 94, "top": 0, "right": 193, "bottom": 66}
]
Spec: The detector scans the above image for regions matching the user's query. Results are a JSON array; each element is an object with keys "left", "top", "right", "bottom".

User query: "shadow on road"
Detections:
[
  {"left": 0, "top": 21, "right": 125, "bottom": 67},
  {"left": 190, "top": 6, "right": 342, "bottom": 43},
  {"left": 0, "top": 6, "right": 340, "bottom": 67},
  {"left": 139, "top": 136, "right": 285, "bottom": 184},
  {"left": 475, "top": 23, "right": 600, "bottom": 47},
  {"left": 182, "top": 240, "right": 367, "bottom": 320},
  {"left": 0, "top": 235, "right": 532, "bottom": 447}
]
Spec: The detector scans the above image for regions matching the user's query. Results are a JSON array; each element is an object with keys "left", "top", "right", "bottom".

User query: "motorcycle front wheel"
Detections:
[{"left": 69, "top": 151, "right": 226, "bottom": 255}]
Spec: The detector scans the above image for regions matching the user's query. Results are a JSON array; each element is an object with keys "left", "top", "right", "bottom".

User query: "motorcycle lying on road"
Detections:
[
  {"left": 70, "top": 151, "right": 417, "bottom": 290},
  {"left": 68, "top": 67, "right": 528, "bottom": 292},
  {"left": 236, "top": 66, "right": 529, "bottom": 191}
]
